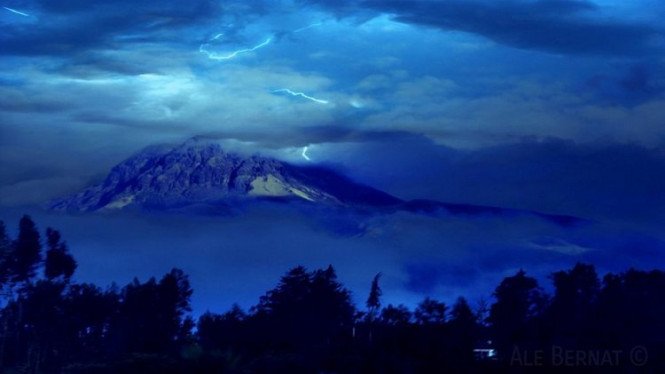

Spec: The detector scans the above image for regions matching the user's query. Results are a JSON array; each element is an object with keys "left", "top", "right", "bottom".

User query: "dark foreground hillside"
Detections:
[{"left": 0, "top": 215, "right": 663, "bottom": 373}]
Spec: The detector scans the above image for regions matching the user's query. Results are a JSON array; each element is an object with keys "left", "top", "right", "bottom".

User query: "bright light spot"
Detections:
[
  {"left": 349, "top": 99, "right": 364, "bottom": 108},
  {"left": 273, "top": 89, "right": 329, "bottom": 104},
  {"left": 301, "top": 146, "right": 311, "bottom": 161},
  {"left": 199, "top": 37, "right": 272, "bottom": 61},
  {"left": 3, "top": 6, "right": 30, "bottom": 17}
]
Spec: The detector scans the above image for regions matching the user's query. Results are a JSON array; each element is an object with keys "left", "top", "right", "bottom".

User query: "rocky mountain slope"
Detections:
[
  {"left": 50, "top": 140, "right": 400, "bottom": 212},
  {"left": 51, "top": 140, "right": 582, "bottom": 227}
]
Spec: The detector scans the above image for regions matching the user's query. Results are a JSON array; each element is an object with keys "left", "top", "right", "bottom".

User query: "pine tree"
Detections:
[
  {"left": 44, "top": 228, "right": 77, "bottom": 281},
  {"left": 158, "top": 268, "right": 194, "bottom": 346},
  {"left": 11, "top": 216, "right": 42, "bottom": 284},
  {"left": 366, "top": 273, "right": 382, "bottom": 322}
]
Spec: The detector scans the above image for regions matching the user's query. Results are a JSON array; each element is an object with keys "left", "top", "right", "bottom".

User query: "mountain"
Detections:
[
  {"left": 50, "top": 140, "right": 400, "bottom": 212},
  {"left": 51, "top": 140, "right": 583, "bottom": 226}
]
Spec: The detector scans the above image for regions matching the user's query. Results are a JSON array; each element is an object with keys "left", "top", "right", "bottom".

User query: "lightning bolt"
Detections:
[
  {"left": 293, "top": 22, "right": 323, "bottom": 33},
  {"left": 301, "top": 146, "right": 311, "bottom": 161},
  {"left": 3, "top": 6, "right": 29, "bottom": 17},
  {"left": 200, "top": 19, "right": 322, "bottom": 61},
  {"left": 273, "top": 89, "right": 329, "bottom": 104},
  {"left": 199, "top": 37, "right": 272, "bottom": 61}
]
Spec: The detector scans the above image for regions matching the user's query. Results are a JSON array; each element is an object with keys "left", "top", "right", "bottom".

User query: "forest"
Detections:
[{"left": 0, "top": 215, "right": 663, "bottom": 373}]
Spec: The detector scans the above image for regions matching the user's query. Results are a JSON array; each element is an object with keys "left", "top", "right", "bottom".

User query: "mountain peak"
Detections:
[
  {"left": 50, "top": 141, "right": 583, "bottom": 228},
  {"left": 51, "top": 141, "right": 400, "bottom": 212}
]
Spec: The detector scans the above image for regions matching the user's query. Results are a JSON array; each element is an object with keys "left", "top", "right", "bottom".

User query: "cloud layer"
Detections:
[
  {"left": 304, "top": 0, "right": 663, "bottom": 56},
  {"left": 2, "top": 0, "right": 665, "bottom": 312},
  {"left": 2, "top": 0, "right": 664, "bottom": 221}
]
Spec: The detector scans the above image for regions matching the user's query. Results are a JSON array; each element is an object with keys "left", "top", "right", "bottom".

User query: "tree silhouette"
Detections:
[
  {"left": 109, "top": 270, "right": 192, "bottom": 356},
  {"left": 0, "top": 221, "right": 11, "bottom": 289},
  {"left": 255, "top": 265, "right": 311, "bottom": 325},
  {"left": 364, "top": 272, "right": 383, "bottom": 348},
  {"left": 414, "top": 297, "right": 447, "bottom": 325},
  {"left": 158, "top": 268, "right": 194, "bottom": 348},
  {"left": 308, "top": 265, "right": 354, "bottom": 341},
  {"left": 64, "top": 283, "right": 118, "bottom": 361},
  {"left": 595, "top": 269, "right": 665, "bottom": 351},
  {"left": 44, "top": 228, "right": 77, "bottom": 281},
  {"left": 380, "top": 304, "right": 412, "bottom": 326},
  {"left": 450, "top": 297, "right": 476, "bottom": 328},
  {"left": 366, "top": 273, "right": 382, "bottom": 322},
  {"left": 0, "top": 215, "right": 664, "bottom": 371},
  {"left": 10, "top": 216, "right": 42, "bottom": 284},
  {"left": 488, "top": 269, "right": 546, "bottom": 358},
  {"left": 546, "top": 263, "right": 599, "bottom": 347},
  {"left": 251, "top": 265, "right": 355, "bottom": 371},
  {"left": 449, "top": 297, "right": 478, "bottom": 365},
  {"left": 20, "top": 280, "right": 67, "bottom": 371},
  {"left": 0, "top": 221, "right": 13, "bottom": 369},
  {"left": 197, "top": 304, "right": 246, "bottom": 351}
]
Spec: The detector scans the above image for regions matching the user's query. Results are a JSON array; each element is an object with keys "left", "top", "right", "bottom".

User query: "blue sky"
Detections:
[{"left": 1, "top": 0, "right": 665, "bottom": 311}]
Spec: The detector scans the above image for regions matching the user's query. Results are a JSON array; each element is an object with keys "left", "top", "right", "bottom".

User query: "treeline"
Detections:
[{"left": 0, "top": 215, "right": 664, "bottom": 373}]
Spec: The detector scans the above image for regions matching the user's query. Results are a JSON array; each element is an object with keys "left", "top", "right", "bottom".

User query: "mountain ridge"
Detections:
[{"left": 50, "top": 140, "right": 584, "bottom": 227}]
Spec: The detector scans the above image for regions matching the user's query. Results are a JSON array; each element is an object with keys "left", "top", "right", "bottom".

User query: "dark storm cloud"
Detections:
[
  {"left": 586, "top": 63, "right": 665, "bottom": 105},
  {"left": 0, "top": 91, "right": 73, "bottom": 113},
  {"left": 56, "top": 54, "right": 160, "bottom": 77},
  {"left": 304, "top": 0, "right": 661, "bottom": 56},
  {"left": 1, "top": 0, "right": 224, "bottom": 56},
  {"left": 324, "top": 136, "right": 665, "bottom": 222}
]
